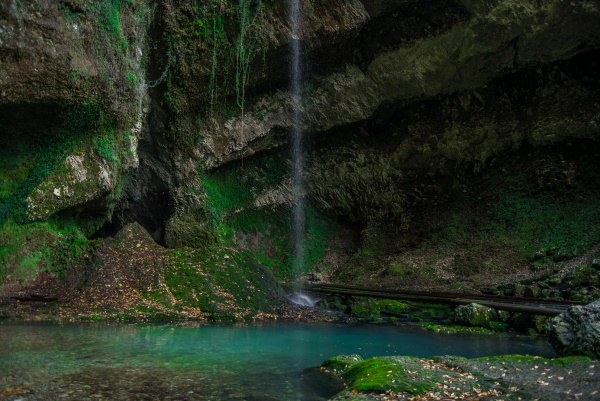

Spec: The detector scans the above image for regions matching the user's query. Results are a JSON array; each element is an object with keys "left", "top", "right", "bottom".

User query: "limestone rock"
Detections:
[
  {"left": 453, "top": 303, "right": 498, "bottom": 328},
  {"left": 548, "top": 299, "right": 600, "bottom": 358}
]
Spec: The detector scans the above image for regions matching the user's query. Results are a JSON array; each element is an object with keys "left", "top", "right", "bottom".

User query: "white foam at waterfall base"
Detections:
[{"left": 289, "top": 292, "right": 319, "bottom": 307}]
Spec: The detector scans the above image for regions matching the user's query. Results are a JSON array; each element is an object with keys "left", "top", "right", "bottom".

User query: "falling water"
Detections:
[
  {"left": 289, "top": 0, "right": 305, "bottom": 277},
  {"left": 288, "top": 292, "right": 319, "bottom": 307}
]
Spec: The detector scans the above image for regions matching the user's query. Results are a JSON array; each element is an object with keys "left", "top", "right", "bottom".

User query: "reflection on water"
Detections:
[{"left": 0, "top": 322, "right": 555, "bottom": 401}]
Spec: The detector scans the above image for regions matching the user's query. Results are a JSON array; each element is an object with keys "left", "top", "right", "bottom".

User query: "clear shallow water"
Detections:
[{"left": 0, "top": 322, "right": 555, "bottom": 401}]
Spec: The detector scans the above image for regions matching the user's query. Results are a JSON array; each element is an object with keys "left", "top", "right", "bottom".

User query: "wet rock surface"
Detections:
[{"left": 548, "top": 299, "right": 600, "bottom": 358}]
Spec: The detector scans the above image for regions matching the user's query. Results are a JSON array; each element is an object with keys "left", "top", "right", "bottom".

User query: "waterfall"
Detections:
[{"left": 289, "top": 0, "right": 305, "bottom": 278}]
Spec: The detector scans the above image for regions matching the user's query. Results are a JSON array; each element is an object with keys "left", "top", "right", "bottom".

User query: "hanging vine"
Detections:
[
  {"left": 203, "top": 0, "right": 266, "bottom": 117},
  {"left": 234, "top": 0, "right": 265, "bottom": 144}
]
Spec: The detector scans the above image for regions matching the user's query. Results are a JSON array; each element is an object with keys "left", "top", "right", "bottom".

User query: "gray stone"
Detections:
[
  {"left": 453, "top": 303, "right": 498, "bottom": 328},
  {"left": 547, "top": 299, "right": 600, "bottom": 358}
]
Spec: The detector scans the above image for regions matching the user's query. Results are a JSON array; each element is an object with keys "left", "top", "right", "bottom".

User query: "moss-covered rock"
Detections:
[
  {"left": 324, "top": 353, "right": 600, "bottom": 401},
  {"left": 0, "top": 0, "right": 154, "bottom": 287},
  {"left": 0, "top": 220, "right": 93, "bottom": 289},
  {"left": 548, "top": 299, "right": 600, "bottom": 358},
  {"left": 340, "top": 356, "right": 451, "bottom": 394},
  {"left": 322, "top": 355, "right": 364, "bottom": 372},
  {"left": 453, "top": 303, "right": 498, "bottom": 328}
]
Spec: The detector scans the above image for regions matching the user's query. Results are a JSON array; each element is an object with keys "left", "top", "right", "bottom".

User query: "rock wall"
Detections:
[
  {"left": 0, "top": 0, "right": 154, "bottom": 287},
  {"left": 1, "top": 0, "right": 600, "bottom": 298}
]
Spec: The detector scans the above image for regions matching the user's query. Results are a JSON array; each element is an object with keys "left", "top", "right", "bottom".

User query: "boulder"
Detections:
[
  {"left": 453, "top": 303, "right": 498, "bottom": 328},
  {"left": 547, "top": 299, "right": 600, "bottom": 358}
]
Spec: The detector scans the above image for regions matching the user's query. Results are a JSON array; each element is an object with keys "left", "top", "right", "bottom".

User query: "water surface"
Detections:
[{"left": 0, "top": 322, "right": 555, "bottom": 401}]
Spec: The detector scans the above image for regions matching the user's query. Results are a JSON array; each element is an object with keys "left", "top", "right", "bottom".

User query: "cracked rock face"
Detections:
[{"left": 548, "top": 299, "right": 600, "bottom": 358}]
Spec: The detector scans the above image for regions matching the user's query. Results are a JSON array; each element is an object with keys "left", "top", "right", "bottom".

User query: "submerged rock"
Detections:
[
  {"left": 453, "top": 303, "right": 498, "bottom": 328},
  {"left": 548, "top": 299, "right": 600, "bottom": 358}
]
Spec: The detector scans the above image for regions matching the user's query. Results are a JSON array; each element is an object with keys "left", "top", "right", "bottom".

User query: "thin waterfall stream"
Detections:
[
  {"left": 290, "top": 0, "right": 305, "bottom": 279},
  {"left": 288, "top": 0, "right": 315, "bottom": 306}
]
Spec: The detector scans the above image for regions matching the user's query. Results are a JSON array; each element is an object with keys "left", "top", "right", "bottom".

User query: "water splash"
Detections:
[
  {"left": 289, "top": 292, "right": 319, "bottom": 307},
  {"left": 289, "top": 0, "right": 305, "bottom": 278}
]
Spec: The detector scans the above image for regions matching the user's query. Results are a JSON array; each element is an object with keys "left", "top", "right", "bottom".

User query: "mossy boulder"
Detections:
[
  {"left": 453, "top": 303, "right": 498, "bottom": 328},
  {"left": 325, "top": 353, "right": 599, "bottom": 401},
  {"left": 338, "top": 356, "right": 453, "bottom": 394},
  {"left": 548, "top": 299, "right": 600, "bottom": 358},
  {"left": 0, "top": 220, "right": 93, "bottom": 290},
  {"left": 322, "top": 355, "right": 364, "bottom": 372}
]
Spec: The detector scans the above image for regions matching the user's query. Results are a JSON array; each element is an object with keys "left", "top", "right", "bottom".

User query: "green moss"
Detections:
[
  {"left": 454, "top": 303, "right": 498, "bottom": 328},
  {"left": 322, "top": 355, "right": 364, "bottom": 372},
  {"left": 379, "top": 300, "right": 409, "bottom": 313},
  {"left": 488, "top": 321, "right": 509, "bottom": 332},
  {"left": 199, "top": 152, "right": 337, "bottom": 280},
  {"left": 341, "top": 357, "right": 458, "bottom": 395},
  {"left": 555, "top": 356, "right": 593, "bottom": 367},
  {"left": 88, "top": 0, "right": 133, "bottom": 52},
  {"left": 343, "top": 358, "right": 405, "bottom": 392},
  {"left": 420, "top": 323, "right": 493, "bottom": 334},
  {"left": 0, "top": 101, "right": 126, "bottom": 225},
  {"left": 158, "top": 247, "right": 282, "bottom": 318},
  {"left": 79, "top": 316, "right": 110, "bottom": 322},
  {"left": 350, "top": 299, "right": 381, "bottom": 319},
  {"left": 424, "top": 151, "right": 600, "bottom": 273},
  {"left": 0, "top": 162, "right": 30, "bottom": 200},
  {"left": 0, "top": 220, "right": 93, "bottom": 284},
  {"left": 93, "top": 134, "right": 120, "bottom": 163},
  {"left": 160, "top": 0, "right": 268, "bottom": 147}
]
